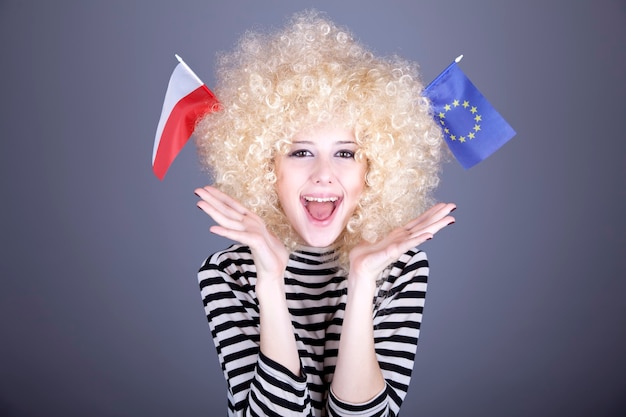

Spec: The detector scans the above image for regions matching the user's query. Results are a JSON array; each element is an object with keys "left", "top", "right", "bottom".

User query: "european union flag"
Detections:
[{"left": 424, "top": 56, "right": 516, "bottom": 169}]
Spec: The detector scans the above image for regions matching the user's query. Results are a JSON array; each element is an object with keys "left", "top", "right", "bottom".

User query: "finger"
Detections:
[
  {"left": 197, "top": 199, "right": 249, "bottom": 231},
  {"left": 197, "top": 186, "right": 248, "bottom": 216},
  {"left": 194, "top": 187, "right": 238, "bottom": 217},
  {"left": 196, "top": 191, "right": 257, "bottom": 231},
  {"left": 423, "top": 203, "right": 455, "bottom": 224},
  {"left": 409, "top": 214, "right": 455, "bottom": 239},
  {"left": 406, "top": 203, "right": 451, "bottom": 227},
  {"left": 195, "top": 187, "right": 255, "bottom": 230},
  {"left": 404, "top": 203, "right": 456, "bottom": 230}
]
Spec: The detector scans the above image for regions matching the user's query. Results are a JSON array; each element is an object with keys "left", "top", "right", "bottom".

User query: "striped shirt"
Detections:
[{"left": 198, "top": 244, "right": 429, "bottom": 416}]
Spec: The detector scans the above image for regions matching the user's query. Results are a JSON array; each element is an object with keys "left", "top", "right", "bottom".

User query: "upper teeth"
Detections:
[{"left": 304, "top": 196, "right": 338, "bottom": 203}]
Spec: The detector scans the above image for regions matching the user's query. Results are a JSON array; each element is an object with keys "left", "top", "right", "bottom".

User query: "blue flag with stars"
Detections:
[{"left": 424, "top": 57, "right": 516, "bottom": 169}]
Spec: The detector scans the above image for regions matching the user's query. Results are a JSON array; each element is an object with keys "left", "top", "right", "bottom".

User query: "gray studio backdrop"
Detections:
[{"left": 1, "top": 1, "right": 625, "bottom": 416}]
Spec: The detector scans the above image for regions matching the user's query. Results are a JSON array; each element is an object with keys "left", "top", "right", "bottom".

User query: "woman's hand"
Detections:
[
  {"left": 195, "top": 186, "right": 289, "bottom": 281},
  {"left": 196, "top": 186, "right": 300, "bottom": 374},
  {"left": 333, "top": 202, "right": 455, "bottom": 403},
  {"left": 333, "top": 201, "right": 455, "bottom": 399},
  {"left": 349, "top": 202, "right": 456, "bottom": 285}
]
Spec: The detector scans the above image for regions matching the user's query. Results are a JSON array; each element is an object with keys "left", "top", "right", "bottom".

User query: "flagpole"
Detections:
[{"left": 174, "top": 54, "right": 204, "bottom": 85}]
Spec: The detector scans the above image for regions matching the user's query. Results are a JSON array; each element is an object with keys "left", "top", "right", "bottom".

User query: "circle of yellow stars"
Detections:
[{"left": 437, "top": 99, "right": 482, "bottom": 143}]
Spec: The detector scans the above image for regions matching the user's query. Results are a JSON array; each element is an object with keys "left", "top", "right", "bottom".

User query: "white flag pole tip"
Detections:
[
  {"left": 172, "top": 54, "right": 204, "bottom": 85},
  {"left": 455, "top": 54, "right": 464, "bottom": 63}
]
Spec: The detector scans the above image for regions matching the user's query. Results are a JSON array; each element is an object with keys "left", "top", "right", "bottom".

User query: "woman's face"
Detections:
[{"left": 275, "top": 125, "right": 367, "bottom": 247}]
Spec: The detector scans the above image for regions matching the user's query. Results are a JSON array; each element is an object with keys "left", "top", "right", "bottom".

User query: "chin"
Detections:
[{"left": 300, "top": 229, "right": 342, "bottom": 248}]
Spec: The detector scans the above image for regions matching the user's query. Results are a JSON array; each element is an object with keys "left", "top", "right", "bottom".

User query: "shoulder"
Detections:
[
  {"left": 198, "top": 244, "right": 256, "bottom": 289},
  {"left": 391, "top": 247, "right": 429, "bottom": 280},
  {"left": 376, "top": 248, "right": 429, "bottom": 300},
  {"left": 199, "top": 244, "right": 253, "bottom": 272}
]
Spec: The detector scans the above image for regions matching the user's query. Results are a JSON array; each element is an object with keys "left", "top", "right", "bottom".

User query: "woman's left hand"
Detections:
[{"left": 348, "top": 202, "right": 456, "bottom": 285}]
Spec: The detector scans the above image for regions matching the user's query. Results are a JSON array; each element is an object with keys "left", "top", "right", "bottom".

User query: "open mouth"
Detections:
[{"left": 302, "top": 195, "right": 340, "bottom": 221}]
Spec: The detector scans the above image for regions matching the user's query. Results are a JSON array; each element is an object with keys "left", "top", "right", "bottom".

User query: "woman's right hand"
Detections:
[
  {"left": 195, "top": 186, "right": 289, "bottom": 282},
  {"left": 196, "top": 186, "right": 301, "bottom": 374}
]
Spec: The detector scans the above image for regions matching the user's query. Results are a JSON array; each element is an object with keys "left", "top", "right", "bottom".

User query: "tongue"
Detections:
[{"left": 306, "top": 201, "right": 335, "bottom": 220}]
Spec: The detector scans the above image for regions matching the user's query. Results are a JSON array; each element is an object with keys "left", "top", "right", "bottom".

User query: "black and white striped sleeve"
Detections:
[
  {"left": 198, "top": 245, "right": 313, "bottom": 416},
  {"left": 326, "top": 248, "right": 429, "bottom": 417}
]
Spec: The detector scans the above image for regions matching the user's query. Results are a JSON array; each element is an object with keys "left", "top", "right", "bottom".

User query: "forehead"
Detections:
[{"left": 291, "top": 125, "right": 356, "bottom": 144}]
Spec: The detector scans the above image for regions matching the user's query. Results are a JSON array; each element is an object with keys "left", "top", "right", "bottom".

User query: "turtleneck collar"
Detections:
[{"left": 290, "top": 244, "right": 340, "bottom": 267}]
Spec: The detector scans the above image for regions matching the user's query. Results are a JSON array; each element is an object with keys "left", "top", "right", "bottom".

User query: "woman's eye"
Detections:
[
  {"left": 336, "top": 150, "right": 355, "bottom": 159},
  {"left": 290, "top": 149, "right": 312, "bottom": 158}
]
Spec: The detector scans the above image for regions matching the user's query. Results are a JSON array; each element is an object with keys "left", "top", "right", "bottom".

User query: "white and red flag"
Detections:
[{"left": 152, "top": 55, "right": 219, "bottom": 180}]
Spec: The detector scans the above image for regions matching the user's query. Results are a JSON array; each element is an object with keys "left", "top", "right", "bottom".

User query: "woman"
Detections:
[{"left": 194, "top": 10, "right": 455, "bottom": 416}]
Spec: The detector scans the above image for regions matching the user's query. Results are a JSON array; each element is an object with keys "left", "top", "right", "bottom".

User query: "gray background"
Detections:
[{"left": 1, "top": 1, "right": 625, "bottom": 416}]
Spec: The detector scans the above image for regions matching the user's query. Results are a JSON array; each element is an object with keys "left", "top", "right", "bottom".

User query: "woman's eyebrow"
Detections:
[{"left": 290, "top": 140, "right": 357, "bottom": 145}]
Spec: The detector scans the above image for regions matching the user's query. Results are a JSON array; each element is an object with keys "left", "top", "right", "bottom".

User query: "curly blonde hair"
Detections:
[{"left": 195, "top": 10, "right": 443, "bottom": 263}]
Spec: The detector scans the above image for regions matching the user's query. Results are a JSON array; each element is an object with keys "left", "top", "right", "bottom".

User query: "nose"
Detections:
[{"left": 312, "top": 157, "right": 334, "bottom": 184}]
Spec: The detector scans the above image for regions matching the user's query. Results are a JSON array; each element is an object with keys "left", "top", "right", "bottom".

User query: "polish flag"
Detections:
[{"left": 152, "top": 55, "right": 219, "bottom": 180}]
